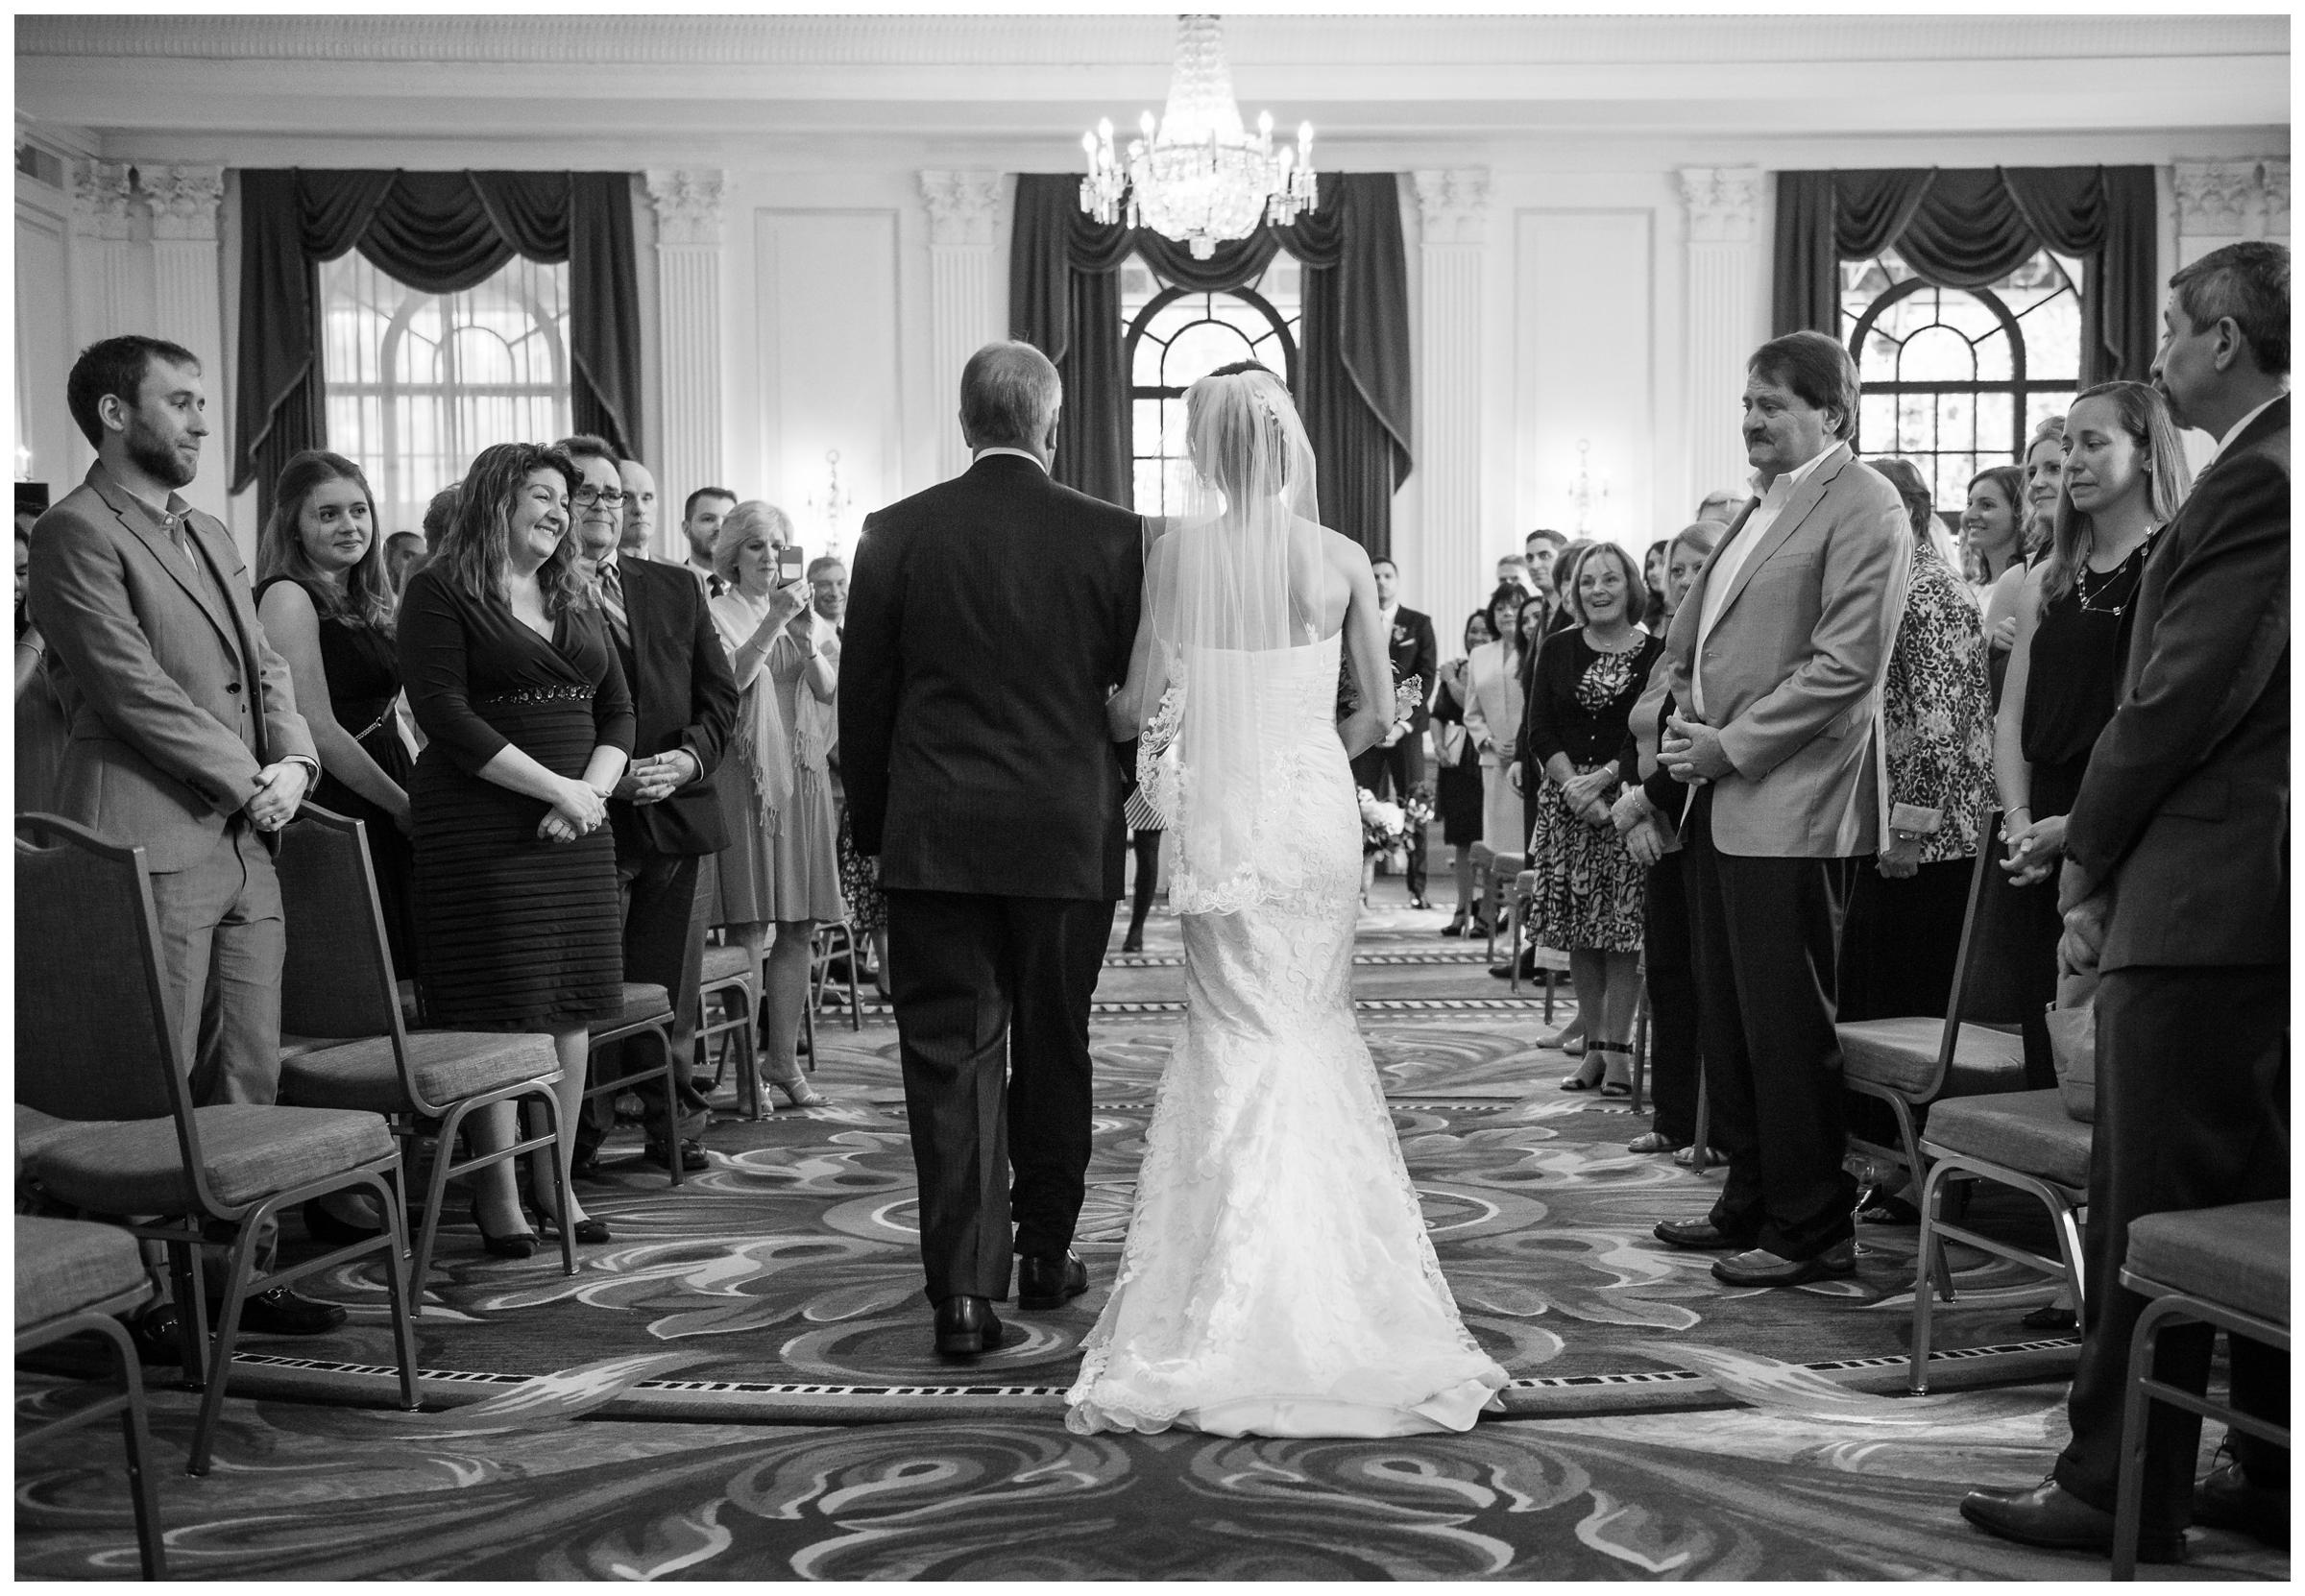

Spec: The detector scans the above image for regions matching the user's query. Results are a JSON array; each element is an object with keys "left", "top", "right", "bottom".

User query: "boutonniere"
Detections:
[{"left": 1391, "top": 623, "right": 1411, "bottom": 646}]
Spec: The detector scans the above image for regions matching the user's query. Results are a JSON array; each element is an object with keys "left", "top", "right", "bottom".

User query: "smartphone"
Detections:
[{"left": 777, "top": 544, "right": 806, "bottom": 584}]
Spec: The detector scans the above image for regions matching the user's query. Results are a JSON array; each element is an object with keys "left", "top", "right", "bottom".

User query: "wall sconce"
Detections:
[
  {"left": 804, "top": 448, "right": 852, "bottom": 556},
  {"left": 1566, "top": 438, "right": 1611, "bottom": 536}
]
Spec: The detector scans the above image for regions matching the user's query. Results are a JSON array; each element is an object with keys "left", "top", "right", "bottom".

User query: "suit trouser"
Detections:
[
  {"left": 886, "top": 888, "right": 1115, "bottom": 1303},
  {"left": 1641, "top": 853, "right": 1701, "bottom": 1148},
  {"left": 2053, "top": 964, "right": 2289, "bottom": 1533},
  {"left": 1349, "top": 738, "right": 1428, "bottom": 899},
  {"left": 1682, "top": 786, "right": 1860, "bottom": 1259},
  {"left": 581, "top": 850, "right": 711, "bottom": 1148}
]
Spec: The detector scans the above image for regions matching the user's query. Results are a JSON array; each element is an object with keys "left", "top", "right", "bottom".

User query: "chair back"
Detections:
[
  {"left": 276, "top": 806, "right": 408, "bottom": 1048},
  {"left": 1928, "top": 810, "right": 2027, "bottom": 1083},
  {"left": 14, "top": 814, "right": 196, "bottom": 1130}
]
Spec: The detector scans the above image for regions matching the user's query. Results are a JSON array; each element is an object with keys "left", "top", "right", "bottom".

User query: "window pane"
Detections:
[{"left": 1901, "top": 325, "right": 1977, "bottom": 383}]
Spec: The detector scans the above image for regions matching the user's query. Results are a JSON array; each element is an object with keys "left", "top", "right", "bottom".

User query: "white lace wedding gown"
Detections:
[{"left": 1064, "top": 631, "right": 1509, "bottom": 1438}]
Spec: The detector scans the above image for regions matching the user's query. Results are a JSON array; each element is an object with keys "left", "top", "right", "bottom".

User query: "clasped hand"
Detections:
[
  {"left": 614, "top": 749, "right": 698, "bottom": 807},
  {"left": 244, "top": 761, "right": 309, "bottom": 833},
  {"left": 538, "top": 778, "right": 610, "bottom": 845},
  {"left": 2000, "top": 812, "right": 2068, "bottom": 887},
  {"left": 1559, "top": 766, "right": 1616, "bottom": 829},
  {"left": 1661, "top": 713, "right": 1733, "bottom": 785}
]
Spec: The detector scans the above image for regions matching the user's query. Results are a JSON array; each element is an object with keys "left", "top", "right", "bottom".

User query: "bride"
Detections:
[{"left": 1065, "top": 366, "right": 1507, "bottom": 1439}]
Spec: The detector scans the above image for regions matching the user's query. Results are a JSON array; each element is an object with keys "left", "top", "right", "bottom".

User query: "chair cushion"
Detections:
[
  {"left": 591, "top": 982, "right": 671, "bottom": 1033},
  {"left": 700, "top": 943, "right": 757, "bottom": 985},
  {"left": 15, "top": 1216, "right": 150, "bottom": 1328},
  {"left": 29, "top": 1104, "right": 396, "bottom": 1216},
  {"left": 1840, "top": 1017, "right": 2027, "bottom": 1097},
  {"left": 2124, "top": 1200, "right": 2290, "bottom": 1328},
  {"left": 16, "top": 1103, "right": 79, "bottom": 1169},
  {"left": 281, "top": 1029, "right": 560, "bottom": 1115},
  {"left": 1921, "top": 1089, "right": 2093, "bottom": 1190}
]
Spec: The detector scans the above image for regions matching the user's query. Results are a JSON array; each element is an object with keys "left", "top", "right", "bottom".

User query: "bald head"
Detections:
[{"left": 959, "top": 341, "right": 1061, "bottom": 461}]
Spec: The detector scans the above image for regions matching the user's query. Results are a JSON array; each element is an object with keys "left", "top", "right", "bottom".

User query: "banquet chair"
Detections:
[
  {"left": 583, "top": 983, "right": 683, "bottom": 1184},
  {"left": 697, "top": 936, "right": 764, "bottom": 1120},
  {"left": 15, "top": 1215, "right": 166, "bottom": 1579},
  {"left": 812, "top": 919, "right": 864, "bottom": 1032},
  {"left": 2111, "top": 1199, "right": 2291, "bottom": 1579},
  {"left": 1504, "top": 868, "right": 1565, "bottom": 1020},
  {"left": 14, "top": 813, "right": 419, "bottom": 1476},
  {"left": 273, "top": 807, "right": 577, "bottom": 1290}
]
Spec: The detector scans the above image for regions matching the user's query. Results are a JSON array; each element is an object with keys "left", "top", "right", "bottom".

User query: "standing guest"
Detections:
[
  {"left": 1347, "top": 556, "right": 1438, "bottom": 909},
  {"left": 706, "top": 501, "right": 839, "bottom": 1107},
  {"left": 1523, "top": 543, "right": 1665, "bottom": 1094},
  {"left": 556, "top": 434, "right": 738, "bottom": 1176},
  {"left": 420, "top": 483, "right": 461, "bottom": 555},
  {"left": 1429, "top": 609, "right": 1497, "bottom": 936},
  {"left": 1495, "top": 553, "right": 1534, "bottom": 593},
  {"left": 678, "top": 486, "right": 737, "bottom": 595},
  {"left": 31, "top": 336, "right": 341, "bottom": 1335},
  {"left": 1461, "top": 583, "right": 1530, "bottom": 859},
  {"left": 1523, "top": 528, "right": 1565, "bottom": 603},
  {"left": 1695, "top": 487, "right": 1748, "bottom": 526},
  {"left": 1653, "top": 329, "right": 1910, "bottom": 1289},
  {"left": 255, "top": 451, "right": 419, "bottom": 977},
  {"left": 1641, "top": 538, "right": 1671, "bottom": 620},
  {"left": 1963, "top": 463, "right": 2029, "bottom": 697},
  {"left": 812, "top": 549, "right": 888, "bottom": 994},
  {"left": 15, "top": 512, "right": 69, "bottom": 814},
  {"left": 1838, "top": 457, "right": 1996, "bottom": 1023},
  {"left": 383, "top": 530, "right": 426, "bottom": 594},
  {"left": 1991, "top": 382, "right": 2191, "bottom": 1090},
  {"left": 807, "top": 554, "right": 848, "bottom": 629},
  {"left": 618, "top": 458, "right": 659, "bottom": 561},
  {"left": 1611, "top": 520, "right": 1723, "bottom": 1154},
  {"left": 1507, "top": 538, "right": 1595, "bottom": 923},
  {"left": 1961, "top": 240, "right": 2288, "bottom": 1565}
]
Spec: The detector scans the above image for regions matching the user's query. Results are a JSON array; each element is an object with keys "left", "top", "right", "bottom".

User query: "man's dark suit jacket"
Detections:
[
  {"left": 1381, "top": 605, "right": 1439, "bottom": 732},
  {"left": 603, "top": 554, "right": 739, "bottom": 859},
  {"left": 840, "top": 453, "right": 1143, "bottom": 901},
  {"left": 2066, "top": 395, "right": 2289, "bottom": 971}
]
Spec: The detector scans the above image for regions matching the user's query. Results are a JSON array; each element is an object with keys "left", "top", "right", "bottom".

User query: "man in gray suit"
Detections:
[
  {"left": 29, "top": 335, "right": 337, "bottom": 1338},
  {"left": 1652, "top": 330, "right": 1910, "bottom": 1288}
]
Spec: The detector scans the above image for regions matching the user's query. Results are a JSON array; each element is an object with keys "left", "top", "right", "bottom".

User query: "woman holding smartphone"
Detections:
[{"left": 706, "top": 501, "right": 844, "bottom": 1107}]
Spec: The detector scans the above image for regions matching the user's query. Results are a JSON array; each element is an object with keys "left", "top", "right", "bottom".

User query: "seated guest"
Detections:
[
  {"left": 255, "top": 451, "right": 418, "bottom": 975},
  {"left": 400, "top": 441, "right": 632, "bottom": 1246},
  {"left": 383, "top": 530, "right": 425, "bottom": 594},
  {"left": 1993, "top": 382, "right": 2190, "bottom": 1090},
  {"left": 1838, "top": 458, "right": 1995, "bottom": 1024},
  {"left": 707, "top": 501, "right": 842, "bottom": 1107},
  {"left": 1430, "top": 608, "right": 1497, "bottom": 936},
  {"left": 1523, "top": 543, "right": 1665, "bottom": 1094},
  {"left": 1612, "top": 521, "right": 1721, "bottom": 1154}
]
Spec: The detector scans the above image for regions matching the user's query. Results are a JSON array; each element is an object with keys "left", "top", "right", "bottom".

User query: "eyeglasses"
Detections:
[{"left": 571, "top": 485, "right": 626, "bottom": 508}]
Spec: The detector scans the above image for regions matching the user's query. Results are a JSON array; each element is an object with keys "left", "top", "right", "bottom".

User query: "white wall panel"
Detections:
[{"left": 15, "top": 177, "right": 80, "bottom": 497}]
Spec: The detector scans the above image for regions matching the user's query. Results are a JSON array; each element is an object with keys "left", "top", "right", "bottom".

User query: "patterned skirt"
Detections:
[
  {"left": 1526, "top": 762, "right": 1646, "bottom": 954},
  {"left": 837, "top": 805, "right": 886, "bottom": 932}
]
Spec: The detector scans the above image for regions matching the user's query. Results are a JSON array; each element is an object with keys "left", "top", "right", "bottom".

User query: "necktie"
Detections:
[{"left": 599, "top": 561, "right": 632, "bottom": 650}]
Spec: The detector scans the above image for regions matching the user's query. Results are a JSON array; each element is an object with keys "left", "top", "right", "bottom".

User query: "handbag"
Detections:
[{"left": 2044, "top": 967, "right": 2098, "bottom": 1124}]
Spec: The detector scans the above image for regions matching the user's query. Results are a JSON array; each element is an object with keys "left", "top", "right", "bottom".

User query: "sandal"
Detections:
[
  {"left": 1559, "top": 1059, "right": 1604, "bottom": 1091},
  {"left": 1627, "top": 1130, "right": 1685, "bottom": 1154},
  {"left": 1672, "top": 1145, "right": 1728, "bottom": 1167},
  {"left": 1589, "top": 1040, "right": 1633, "bottom": 1096}
]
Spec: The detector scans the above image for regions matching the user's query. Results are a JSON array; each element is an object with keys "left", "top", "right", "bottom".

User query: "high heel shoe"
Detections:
[
  {"left": 764, "top": 1073, "right": 826, "bottom": 1109},
  {"left": 1440, "top": 914, "right": 1469, "bottom": 938},
  {"left": 534, "top": 1210, "right": 612, "bottom": 1245},
  {"left": 1559, "top": 1057, "right": 1605, "bottom": 1091},
  {"left": 1121, "top": 927, "right": 1145, "bottom": 954},
  {"left": 1589, "top": 1041, "right": 1633, "bottom": 1097},
  {"left": 468, "top": 1199, "right": 538, "bottom": 1261}
]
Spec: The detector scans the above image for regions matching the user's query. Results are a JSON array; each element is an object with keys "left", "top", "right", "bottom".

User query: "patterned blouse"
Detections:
[{"left": 1883, "top": 545, "right": 1995, "bottom": 864}]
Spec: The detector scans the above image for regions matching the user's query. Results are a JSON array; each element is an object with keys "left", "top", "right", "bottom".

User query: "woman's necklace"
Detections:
[{"left": 2074, "top": 524, "right": 2159, "bottom": 616}]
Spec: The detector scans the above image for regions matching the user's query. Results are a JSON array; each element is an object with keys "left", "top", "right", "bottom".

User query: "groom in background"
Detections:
[
  {"left": 1350, "top": 556, "right": 1437, "bottom": 907},
  {"left": 841, "top": 341, "right": 1144, "bottom": 1358}
]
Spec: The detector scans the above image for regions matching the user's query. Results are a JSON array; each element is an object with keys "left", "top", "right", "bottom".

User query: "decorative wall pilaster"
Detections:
[
  {"left": 142, "top": 164, "right": 230, "bottom": 520},
  {"left": 918, "top": 170, "right": 1004, "bottom": 481},
  {"left": 68, "top": 159, "right": 135, "bottom": 351},
  {"left": 2174, "top": 158, "right": 2291, "bottom": 265},
  {"left": 1412, "top": 168, "right": 1489, "bottom": 633},
  {"left": 644, "top": 168, "right": 727, "bottom": 545},
  {"left": 1677, "top": 166, "right": 1762, "bottom": 500}
]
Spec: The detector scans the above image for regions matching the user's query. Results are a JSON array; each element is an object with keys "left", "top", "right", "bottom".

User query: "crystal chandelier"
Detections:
[{"left": 1080, "top": 14, "right": 1317, "bottom": 259}]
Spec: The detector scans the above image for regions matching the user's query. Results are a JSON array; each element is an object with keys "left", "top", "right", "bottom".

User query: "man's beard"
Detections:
[{"left": 124, "top": 418, "right": 196, "bottom": 489}]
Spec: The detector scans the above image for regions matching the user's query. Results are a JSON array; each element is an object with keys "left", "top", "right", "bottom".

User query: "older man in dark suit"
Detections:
[
  {"left": 842, "top": 341, "right": 1142, "bottom": 1358},
  {"left": 30, "top": 333, "right": 338, "bottom": 1337},
  {"left": 1962, "top": 243, "right": 2290, "bottom": 1563}
]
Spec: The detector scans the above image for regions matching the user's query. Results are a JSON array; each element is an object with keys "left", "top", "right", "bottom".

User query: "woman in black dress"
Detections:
[
  {"left": 255, "top": 452, "right": 417, "bottom": 972},
  {"left": 1429, "top": 608, "right": 1497, "bottom": 936},
  {"left": 1994, "top": 381, "right": 2191, "bottom": 1088},
  {"left": 400, "top": 442, "right": 635, "bottom": 1246}
]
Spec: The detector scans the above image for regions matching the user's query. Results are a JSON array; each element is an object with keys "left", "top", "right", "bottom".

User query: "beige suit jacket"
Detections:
[
  {"left": 1662, "top": 444, "right": 1909, "bottom": 858},
  {"left": 27, "top": 464, "right": 314, "bottom": 872}
]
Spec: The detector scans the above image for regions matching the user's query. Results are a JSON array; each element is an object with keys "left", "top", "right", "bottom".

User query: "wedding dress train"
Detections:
[{"left": 1065, "top": 633, "right": 1508, "bottom": 1438}]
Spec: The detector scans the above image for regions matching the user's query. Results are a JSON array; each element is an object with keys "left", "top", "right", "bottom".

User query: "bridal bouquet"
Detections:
[{"left": 1358, "top": 786, "right": 1408, "bottom": 857}]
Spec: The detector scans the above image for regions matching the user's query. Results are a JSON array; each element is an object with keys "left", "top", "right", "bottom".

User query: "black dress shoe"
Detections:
[
  {"left": 2195, "top": 1459, "right": 2289, "bottom": 1545},
  {"left": 1120, "top": 930, "right": 1145, "bottom": 954},
  {"left": 1489, "top": 951, "right": 1539, "bottom": 979},
  {"left": 1959, "top": 1478, "right": 2184, "bottom": 1562},
  {"left": 2021, "top": 1303, "right": 2079, "bottom": 1333},
  {"left": 1653, "top": 1216, "right": 1754, "bottom": 1251},
  {"left": 1710, "top": 1240, "right": 1856, "bottom": 1287},
  {"left": 643, "top": 1137, "right": 709, "bottom": 1172},
  {"left": 469, "top": 1199, "right": 539, "bottom": 1261},
  {"left": 221, "top": 1288, "right": 348, "bottom": 1337},
  {"left": 1017, "top": 1250, "right": 1088, "bottom": 1310},
  {"left": 934, "top": 1294, "right": 1015, "bottom": 1358},
  {"left": 126, "top": 1304, "right": 186, "bottom": 1366}
]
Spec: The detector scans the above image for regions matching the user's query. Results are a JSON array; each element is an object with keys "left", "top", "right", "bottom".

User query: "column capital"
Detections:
[
  {"left": 2262, "top": 159, "right": 2289, "bottom": 235},
  {"left": 644, "top": 168, "right": 726, "bottom": 248},
  {"left": 918, "top": 170, "right": 1003, "bottom": 247},
  {"left": 71, "top": 159, "right": 134, "bottom": 241},
  {"left": 142, "top": 164, "right": 225, "bottom": 242},
  {"left": 1412, "top": 168, "right": 1491, "bottom": 246},
  {"left": 1678, "top": 166, "right": 1759, "bottom": 244},
  {"left": 2173, "top": 159, "right": 2263, "bottom": 235}
]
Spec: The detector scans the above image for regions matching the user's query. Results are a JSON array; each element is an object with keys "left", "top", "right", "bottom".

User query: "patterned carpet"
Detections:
[{"left": 13, "top": 882, "right": 2284, "bottom": 1578}]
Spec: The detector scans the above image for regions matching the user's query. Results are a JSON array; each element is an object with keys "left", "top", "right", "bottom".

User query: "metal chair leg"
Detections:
[
  {"left": 1908, "top": 1157, "right": 1953, "bottom": 1393},
  {"left": 100, "top": 1314, "right": 168, "bottom": 1580},
  {"left": 2109, "top": 1300, "right": 2169, "bottom": 1580}
]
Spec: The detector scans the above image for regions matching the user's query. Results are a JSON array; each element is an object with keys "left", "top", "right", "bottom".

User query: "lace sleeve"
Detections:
[{"left": 1135, "top": 664, "right": 1185, "bottom": 829}]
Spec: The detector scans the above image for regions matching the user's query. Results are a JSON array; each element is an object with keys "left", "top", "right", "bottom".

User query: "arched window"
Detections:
[
  {"left": 1840, "top": 245, "right": 2081, "bottom": 513},
  {"left": 321, "top": 252, "right": 571, "bottom": 531},
  {"left": 1122, "top": 255, "right": 1300, "bottom": 515}
]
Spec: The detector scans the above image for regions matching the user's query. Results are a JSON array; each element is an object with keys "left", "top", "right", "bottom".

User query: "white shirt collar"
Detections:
[
  {"left": 973, "top": 447, "right": 1049, "bottom": 473},
  {"left": 1747, "top": 441, "right": 1837, "bottom": 499},
  {"left": 2212, "top": 394, "right": 2285, "bottom": 461}
]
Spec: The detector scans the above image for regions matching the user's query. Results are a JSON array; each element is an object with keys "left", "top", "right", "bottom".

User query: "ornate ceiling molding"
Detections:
[
  {"left": 1412, "top": 169, "right": 1490, "bottom": 246},
  {"left": 918, "top": 171, "right": 1003, "bottom": 248},
  {"left": 644, "top": 168, "right": 724, "bottom": 248},
  {"left": 1678, "top": 167, "right": 1760, "bottom": 244},
  {"left": 2174, "top": 157, "right": 2292, "bottom": 237},
  {"left": 142, "top": 163, "right": 225, "bottom": 241}
]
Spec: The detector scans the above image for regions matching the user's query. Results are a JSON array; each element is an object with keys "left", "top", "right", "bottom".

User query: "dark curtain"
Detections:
[
  {"left": 1772, "top": 166, "right": 2159, "bottom": 387},
  {"left": 1009, "top": 173, "right": 1413, "bottom": 560},
  {"left": 233, "top": 169, "right": 643, "bottom": 522}
]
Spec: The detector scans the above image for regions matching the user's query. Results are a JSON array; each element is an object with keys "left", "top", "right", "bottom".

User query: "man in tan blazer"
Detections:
[{"left": 1651, "top": 330, "right": 1910, "bottom": 1287}]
